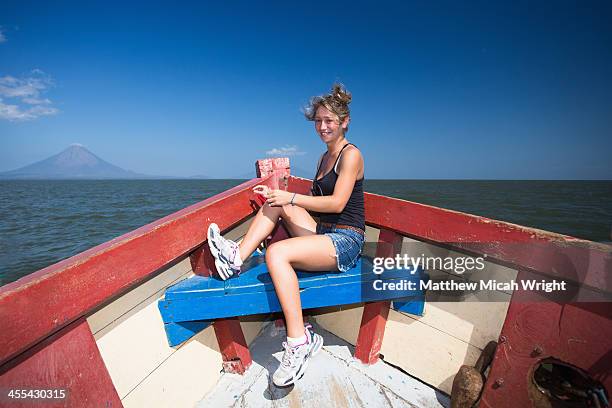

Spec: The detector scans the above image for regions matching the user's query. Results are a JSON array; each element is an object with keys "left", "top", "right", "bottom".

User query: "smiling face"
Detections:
[{"left": 314, "top": 105, "right": 349, "bottom": 143}]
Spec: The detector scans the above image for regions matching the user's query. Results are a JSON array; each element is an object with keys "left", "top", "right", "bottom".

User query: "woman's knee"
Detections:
[
  {"left": 261, "top": 204, "right": 295, "bottom": 222},
  {"left": 279, "top": 205, "right": 316, "bottom": 234},
  {"left": 279, "top": 204, "right": 297, "bottom": 220},
  {"left": 261, "top": 202, "right": 282, "bottom": 216},
  {"left": 265, "top": 242, "right": 289, "bottom": 267}
]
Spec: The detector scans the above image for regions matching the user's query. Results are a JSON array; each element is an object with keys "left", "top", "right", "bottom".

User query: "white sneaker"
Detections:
[
  {"left": 272, "top": 324, "right": 323, "bottom": 387},
  {"left": 207, "top": 223, "right": 241, "bottom": 280},
  {"left": 304, "top": 323, "right": 323, "bottom": 357}
]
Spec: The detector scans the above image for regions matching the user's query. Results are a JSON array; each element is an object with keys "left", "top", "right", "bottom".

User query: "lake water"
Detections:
[{"left": 1, "top": 179, "right": 610, "bottom": 286}]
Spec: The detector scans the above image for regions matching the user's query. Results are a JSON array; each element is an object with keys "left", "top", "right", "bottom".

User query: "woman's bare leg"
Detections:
[
  {"left": 238, "top": 203, "right": 317, "bottom": 261},
  {"left": 265, "top": 235, "right": 337, "bottom": 338}
]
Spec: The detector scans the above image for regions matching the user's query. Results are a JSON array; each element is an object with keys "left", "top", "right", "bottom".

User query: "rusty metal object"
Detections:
[
  {"left": 528, "top": 357, "right": 609, "bottom": 408},
  {"left": 450, "top": 341, "right": 497, "bottom": 408}
]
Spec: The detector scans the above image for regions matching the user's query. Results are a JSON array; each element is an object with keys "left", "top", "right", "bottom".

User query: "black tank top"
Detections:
[{"left": 311, "top": 143, "right": 365, "bottom": 230}]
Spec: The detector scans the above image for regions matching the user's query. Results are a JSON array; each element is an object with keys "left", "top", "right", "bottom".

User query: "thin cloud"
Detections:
[
  {"left": 0, "top": 27, "right": 6, "bottom": 43},
  {"left": 0, "top": 70, "right": 59, "bottom": 121},
  {"left": 21, "top": 97, "right": 52, "bottom": 105},
  {"left": 266, "top": 145, "right": 306, "bottom": 156}
]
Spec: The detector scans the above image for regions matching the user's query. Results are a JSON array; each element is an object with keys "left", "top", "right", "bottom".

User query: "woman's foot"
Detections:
[
  {"left": 207, "top": 223, "right": 242, "bottom": 280},
  {"left": 272, "top": 324, "right": 323, "bottom": 387}
]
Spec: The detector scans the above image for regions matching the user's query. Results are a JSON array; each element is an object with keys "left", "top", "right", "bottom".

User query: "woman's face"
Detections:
[{"left": 314, "top": 105, "right": 348, "bottom": 143}]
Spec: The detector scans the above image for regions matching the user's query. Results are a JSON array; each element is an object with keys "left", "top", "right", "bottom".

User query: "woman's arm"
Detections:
[{"left": 265, "top": 147, "right": 362, "bottom": 213}]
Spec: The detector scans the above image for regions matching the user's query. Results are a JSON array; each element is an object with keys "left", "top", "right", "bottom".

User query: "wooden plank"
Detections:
[
  {"left": 164, "top": 255, "right": 421, "bottom": 302},
  {"left": 119, "top": 325, "right": 223, "bottom": 407},
  {"left": 163, "top": 321, "right": 212, "bottom": 347},
  {"left": 159, "top": 273, "right": 425, "bottom": 323},
  {"left": 287, "top": 175, "right": 314, "bottom": 195},
  {"left": 0, "top": 318, "right": 122, "bottom": 407},
  {"left": 355, "top": 229, "right": 404, "bottom": 364},
  {"left": 392, "top": 295, "right": 425, "bottom": 316},
  {"left": 88, "top": 257, "right": 193, "bottom": 338},
  {"left": 96, "top": 299, "right": 185, "bottom": 399},
  {"left": 354, "top": 301, "right": 391, "bottom": 364},
  {"left": 164, "top": 275, "right": 226, "bottom": 300},
  {"left": 213, "top": 318, "right": 252, "bottom": 375},
  {"left": 314, "top": 304, "right": 485, "bottom": 395},
  {"left": 0, "top": 176, "right": 278, "bottom": 366},
  {"left": 382, "top": 308, "right": 483, "bottom": 396}
]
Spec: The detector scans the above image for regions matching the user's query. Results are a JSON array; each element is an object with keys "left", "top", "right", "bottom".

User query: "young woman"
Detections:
[{"left": 207, "top": 83, "right": 365, "bottom": 387}]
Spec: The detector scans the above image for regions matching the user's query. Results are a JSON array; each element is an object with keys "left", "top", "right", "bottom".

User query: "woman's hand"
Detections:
[
  {"left": 252, "top": 185, "right": 270, "bottom": 197},
  {"left": 253, "top": 185, "right": 294, "bottom": 206},
  {"left": 266, "top": 189, "right": 295, "bottom": 206}
]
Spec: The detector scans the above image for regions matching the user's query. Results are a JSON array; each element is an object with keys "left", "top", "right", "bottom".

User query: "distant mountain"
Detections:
[{"left": 0, "top": 144, "right": 150, "bottom": 179}]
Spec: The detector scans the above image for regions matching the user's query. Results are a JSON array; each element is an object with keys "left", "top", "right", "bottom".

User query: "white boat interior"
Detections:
[{"left": 86, "top": 217, "right": 516, "bottom": 407}]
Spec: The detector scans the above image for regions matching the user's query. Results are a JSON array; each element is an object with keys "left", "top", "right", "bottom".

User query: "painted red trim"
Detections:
[
  {"left": 0, "top": 176, "right": 276, "bottom": 366},
  {"left": 256, "top": 158, "right": 290, "bottom": 192},
  {"left": 354, "top": 302, "right": 390, "bottom": 365},
  {"left": 213, "top": 318, "right": 252, "bottom": 375},
  {"left": 255, "top": 158, "right": 292, "bottom": 246},
  {"left": 0, "top": 318, "right": 122, "bottom": 407},
  {"left": 480, "top": 288, "right": 612, "bottom": 407},
  {"left": 354, "top": 229, "right": 403, "bottom": 364},
  {"left": 256, "top": 158, "right": 290, "bottom": 179},
  {"left": 287, "top": 176, "right": 314, "bottom": 195},
  {"left": 189, "top": 244, "right": 216, "bottom": 277},
  {"left": 266, "top": 222, "right": 291, "bottom": 247}
]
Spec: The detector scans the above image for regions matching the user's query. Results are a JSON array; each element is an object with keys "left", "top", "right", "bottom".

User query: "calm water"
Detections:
[{"left": 1, "top": 180, "right": 610, "bottom": 286}]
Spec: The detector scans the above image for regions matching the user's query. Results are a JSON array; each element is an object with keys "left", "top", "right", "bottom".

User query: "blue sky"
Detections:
[{"left": 1, "top": 1, "right": 611, "bottom": 179}]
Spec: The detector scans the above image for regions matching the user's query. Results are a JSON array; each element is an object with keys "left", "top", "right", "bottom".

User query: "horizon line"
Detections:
[{"left": 1, "top": 177, "right": 610, "bottom": 182}]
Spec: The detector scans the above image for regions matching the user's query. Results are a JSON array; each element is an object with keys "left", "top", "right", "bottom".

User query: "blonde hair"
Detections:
[{"left": 304, "top": 83, "right": 352, "bottom": 132}]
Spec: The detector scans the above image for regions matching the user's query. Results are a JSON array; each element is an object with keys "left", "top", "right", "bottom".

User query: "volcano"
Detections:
[{"left": 0, "top": 144, "right": 148, "bottom": 179}]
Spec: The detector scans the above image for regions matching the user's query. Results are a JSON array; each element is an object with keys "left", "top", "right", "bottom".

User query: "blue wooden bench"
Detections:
[{"left": 158, "top": 252, "right": 428, "bottom": 347}]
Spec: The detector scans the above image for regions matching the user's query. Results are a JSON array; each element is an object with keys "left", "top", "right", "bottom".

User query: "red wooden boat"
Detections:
[{"left": 1, "top": 157, "right": 610, "bottom": 407}]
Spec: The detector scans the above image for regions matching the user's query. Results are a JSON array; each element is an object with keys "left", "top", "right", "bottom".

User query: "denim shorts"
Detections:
[{"left": 316, "top": 223, "right": 365, "bottom": 272}]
